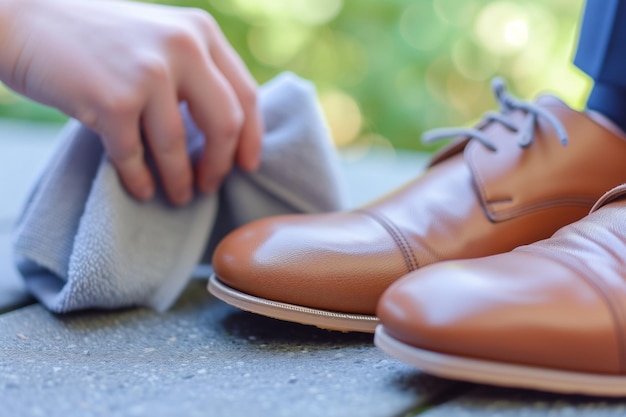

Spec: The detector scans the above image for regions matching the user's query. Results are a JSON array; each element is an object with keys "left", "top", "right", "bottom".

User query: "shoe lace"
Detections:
[{"left": 421, "top": 77, "right": 569, "bottom": 151}]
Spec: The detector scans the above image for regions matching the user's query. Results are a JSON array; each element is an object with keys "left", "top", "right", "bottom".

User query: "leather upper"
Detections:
[
  {"left": 377, "top": 185, "right": 626, "bottom": 374},
  {"left": 212, "top": 96, "right": 626, "bottom": 316},
  {"left": 466, "top": 98, "right": 626, "bottom": 221}
]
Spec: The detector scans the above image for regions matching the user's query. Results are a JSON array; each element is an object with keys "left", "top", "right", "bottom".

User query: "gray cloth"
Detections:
[{"left": 12, "top": 73, "right": 347, "bottom": 313}]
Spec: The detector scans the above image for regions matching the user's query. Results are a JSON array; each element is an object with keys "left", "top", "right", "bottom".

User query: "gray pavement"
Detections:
[
  {"left": 0, "top": 281, "right": 451, "bottom": 417},
  {"left": 2, "top": 119, "right": 625, "bottom": 417},
  {"left": 421, "top": 386, "right": 626, "bottom": 417}
]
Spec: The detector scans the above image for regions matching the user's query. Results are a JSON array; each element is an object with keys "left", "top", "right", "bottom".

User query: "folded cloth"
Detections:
[{"left": 12, "top": 72, "right": 347, "bottom": 313}]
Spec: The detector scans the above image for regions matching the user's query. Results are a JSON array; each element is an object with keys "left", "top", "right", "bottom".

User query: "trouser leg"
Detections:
[{"left": 574, "top": 0, "right": 626, "bottom": 132}]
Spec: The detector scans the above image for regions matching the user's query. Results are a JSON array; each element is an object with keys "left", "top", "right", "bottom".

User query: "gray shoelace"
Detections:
[{"left": 421, "top": 77, "right": 569, "bottom": 151}]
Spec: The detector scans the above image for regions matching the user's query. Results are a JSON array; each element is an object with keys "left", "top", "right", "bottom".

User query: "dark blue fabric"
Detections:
[
  {"left": 586, "top": 83, "right": 626, "bottom": 133},
  {"left": 575, "top": 0, "right": 626, "bottom": 132}
]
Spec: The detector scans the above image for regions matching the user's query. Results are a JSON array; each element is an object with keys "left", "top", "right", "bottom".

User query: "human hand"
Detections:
[{"left": 0, "top": 0, "right": 262, "bottom": 205}]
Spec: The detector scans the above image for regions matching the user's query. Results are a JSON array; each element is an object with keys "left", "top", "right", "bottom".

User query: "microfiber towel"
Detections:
[{"left": 12, "top": 72, "right": 347, "bottom": 313}]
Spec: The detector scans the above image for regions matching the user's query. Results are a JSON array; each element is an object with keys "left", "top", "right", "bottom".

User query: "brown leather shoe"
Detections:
[
  {"left": 375, "top": 184, "right": 626, "bottom": 395},
  {"left": 210, "top": 79, "right": 626, "bottom": 333}
]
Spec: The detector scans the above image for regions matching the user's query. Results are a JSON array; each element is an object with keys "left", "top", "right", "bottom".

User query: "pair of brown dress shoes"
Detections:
[{"left": 209, "top": 79, "right": 626, "bottom": 396}]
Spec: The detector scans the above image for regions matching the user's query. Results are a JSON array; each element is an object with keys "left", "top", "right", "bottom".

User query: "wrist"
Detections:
[
  {"left": 0, "top": 0, "right": 37, "bottom": 84},
  {"left": 0, "top": 0, "right": 38, "bottom": 42},
  {"left": 0, "top": 0, "right": 20, "bottom": 47}
]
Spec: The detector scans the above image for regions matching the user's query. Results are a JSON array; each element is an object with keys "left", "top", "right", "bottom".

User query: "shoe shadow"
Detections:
[
  {"left": 218, "top": 307, "right": 374, "bottom": 348},
  {"left": 51, "top": 280, "right": 217, "bottom": 331},
  {"left": 411, "top": 382, "right": 626, "bottom": 414}
]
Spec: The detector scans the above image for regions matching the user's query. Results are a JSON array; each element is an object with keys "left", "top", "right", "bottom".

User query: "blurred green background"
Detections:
[{"left": 0, "top": 0, "right": 587, "bottom": 152}]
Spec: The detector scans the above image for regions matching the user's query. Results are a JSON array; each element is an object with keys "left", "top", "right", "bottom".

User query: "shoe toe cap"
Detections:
[
  {"left": 212, "top": 212, "right": 409, "bottom": 314},
  {"left": 377, "top": 254, "right": 622, "bottom": 374}
]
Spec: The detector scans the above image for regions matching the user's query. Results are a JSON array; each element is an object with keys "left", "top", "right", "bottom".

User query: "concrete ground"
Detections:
[{"left": 2, "top": 119, "right": 626, "bottom": 417}]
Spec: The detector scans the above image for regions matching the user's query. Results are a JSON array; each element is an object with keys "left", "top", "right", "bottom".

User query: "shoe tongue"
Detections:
[
  {"left": 427, "top": 95, "right": 571, "bottom": 168},
  {"left": 534, "top": 94, "right": 570, "bottom": 108},
  {"left": 537, "top": 94, "right": 626, "bottom": 138}
]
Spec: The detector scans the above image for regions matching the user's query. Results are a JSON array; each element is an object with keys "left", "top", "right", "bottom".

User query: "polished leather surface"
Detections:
[
  {"left": 377, "top": 185, "right": 626, "bottom": 374},
  {"left": 213, "top": 96, "right": 626, "bottom": 315}
]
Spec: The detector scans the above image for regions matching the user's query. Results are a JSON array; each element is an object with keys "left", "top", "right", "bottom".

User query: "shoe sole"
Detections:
[
  {"left": 375, "top": 325, "right": 626, "bottom": 396},
  {"left": 208, "top": 275, "right": 378, "bottom": 333}
]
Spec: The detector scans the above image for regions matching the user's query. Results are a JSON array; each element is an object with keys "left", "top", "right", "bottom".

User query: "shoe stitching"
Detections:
[
  {"left": 358, "top": 209, "right": 418, "bottom": 272},
  {"left": 520, "top": 246, "right": 626, "bottom": 374},
  {"left": 368, "top": 211, "right": 418, "bottom": 272}
]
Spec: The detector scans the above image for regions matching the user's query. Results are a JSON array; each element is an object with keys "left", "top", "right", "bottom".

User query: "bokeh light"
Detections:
[
  {"left": 474, "top": 2, "right": 529, "bottom": 55},
  {"left": 504, "top": 19, "right": 529, "bottom": 47},
  {"left": 247, "top": 23, "right": 312, "bottom": 67},
  {"left": 433, "top": 0, "right": 478, "bottom": 27},
  {"left": 319, "top": 89, "right": 362, "bottom": 147},
  {"left": 0, "top": 0, "right": 588, "bottom": 151},
  {"left": 230, "top": 0, "right": 343, "bottom": 25},
  {"left": 0, "top": 84, "right": 16, "bottom": 105},
  {"left": 400, "top": 2, "right": 448, "bottom": 52},
  {"left": 452, "top": 38, "right": 500, "bottom": 81}
]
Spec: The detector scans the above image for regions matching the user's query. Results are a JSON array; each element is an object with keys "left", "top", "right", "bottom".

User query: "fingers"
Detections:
[
  {"left": 181, "top": 55, "right": 243, "bottom": 194},
  {"left": 97, "top": 8, "right": 262, "bottom": 204},
  {"left": 142, "top": 83, "right": 194, "bottom": 206},
  {"left": 101, "top": 121, "right": 155, "bottom": 202},
  {"left": 209, "top": 27, "right": 263, "bottom": 172}
]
